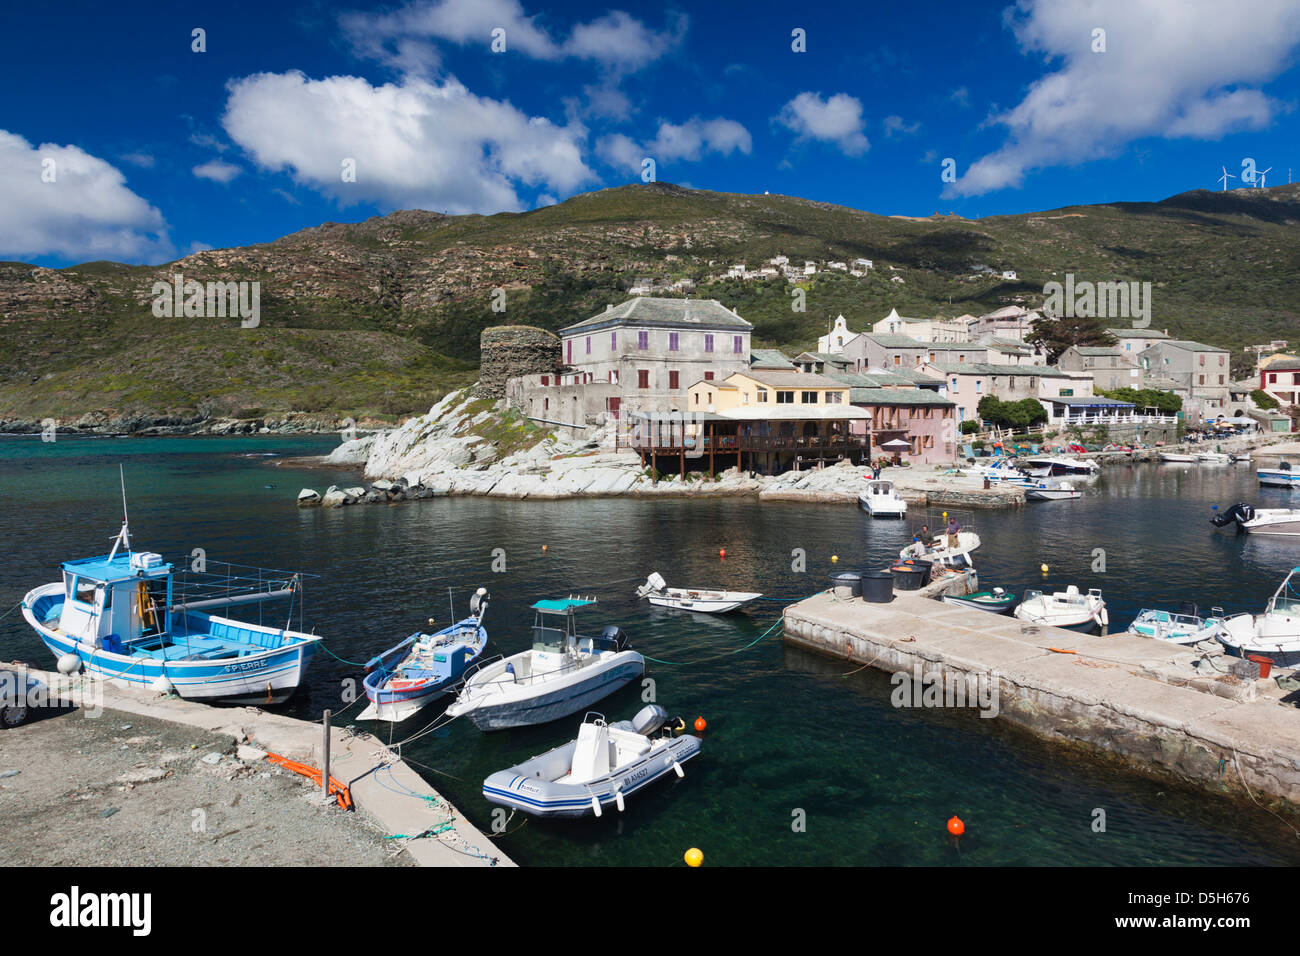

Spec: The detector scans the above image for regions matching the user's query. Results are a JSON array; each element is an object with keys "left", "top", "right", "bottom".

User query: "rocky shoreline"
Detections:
[{"left": 0, "top": 412, "right": 385, "bottom": 437}]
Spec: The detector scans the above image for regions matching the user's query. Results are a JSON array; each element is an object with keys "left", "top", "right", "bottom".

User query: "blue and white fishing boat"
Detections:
[
  {"left": 21, "top": 511, "right": 321, "bottom": 705},
  {"left": 358, "top": 588, "right": 490, "bottom": 723},
  {"left": 1259, "top": 464, "right": 1299, "bottom": 488},
  {"left": 444, "top": 597, "right": 644, "bottom": 731},
  {"left": 482, "top": 705, "right": 700, "bottom": 819},
  {"left": 1126, "top": 605, "right": 1226, "bottom": 644}
]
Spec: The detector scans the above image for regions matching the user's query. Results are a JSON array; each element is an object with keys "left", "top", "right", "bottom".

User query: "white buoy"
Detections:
[
  {"left": 56, "top": 654, "right": 81, "bottom": 675},
  {"left": 151, "top": 675, "right": 174, "bottom": 695},
  {"left": 591, "top": 795, "right": 602, "bottom": 817},
  {"left": 672, "top": 760, "right": 685, "bottom": 779},
  {"left": 615, "top": 789, "right": 625, "bottom": 812}
]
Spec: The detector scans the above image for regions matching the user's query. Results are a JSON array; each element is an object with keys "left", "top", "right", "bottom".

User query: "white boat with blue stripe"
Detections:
[
  {"left": 483, "top": 705, "right": 701, "bottom": 818},
  {"left": 444, "top": 597, "right": 644, "bottom": 731},
  {"left": 21, "top": 512, "right": 321, "bottom": 706}
]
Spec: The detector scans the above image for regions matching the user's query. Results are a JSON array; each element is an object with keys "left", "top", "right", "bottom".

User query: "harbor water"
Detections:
[{"left": 2, "top": 435, "right": 1299, "bottom": 866}]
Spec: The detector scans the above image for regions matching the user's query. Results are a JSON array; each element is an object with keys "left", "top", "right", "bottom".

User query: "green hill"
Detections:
[{"left": 2, "top": 181, "right": 1296, "bottom": 424}]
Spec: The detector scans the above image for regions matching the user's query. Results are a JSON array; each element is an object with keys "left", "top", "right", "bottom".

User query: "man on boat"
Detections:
[
  {"left": 908, "top": 524, "right": 934, "bottom": 557},
  {"left": 946, "top": 516, "right": 961, "bottom": 549}
]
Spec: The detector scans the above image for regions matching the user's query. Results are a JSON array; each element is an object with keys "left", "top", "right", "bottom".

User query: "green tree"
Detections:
[
  {"left": 1028, "top": 315, "right": 1117, "bottom": 363},
  {"left": 1096, "top": 387, "right": 1182, "bottom": 415}
]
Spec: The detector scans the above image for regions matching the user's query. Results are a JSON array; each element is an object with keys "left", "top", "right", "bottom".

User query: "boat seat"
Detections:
[{"left": 570, "top": 722, "right": 613, "bottom": 782}]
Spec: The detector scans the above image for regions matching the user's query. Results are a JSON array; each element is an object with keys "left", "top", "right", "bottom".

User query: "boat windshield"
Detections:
[
  {"left": 532, "top": 624, "right": 566, "bottom": 653},
  {"left": 1024, "top": 589, "right": 1043, "bottom": 603}
]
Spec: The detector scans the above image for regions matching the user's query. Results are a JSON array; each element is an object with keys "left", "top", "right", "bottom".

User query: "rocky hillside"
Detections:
[{"left": 3, "top": 181, "right": 1298, "bottom": 427}]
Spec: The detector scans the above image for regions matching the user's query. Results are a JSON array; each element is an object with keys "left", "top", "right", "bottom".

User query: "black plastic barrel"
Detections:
[
  {"left": 861, "top": 570, "right": 894, "bottom": 603},
  {"left": 890, "top": 563, "right": 928, "bottom": 591},
  {"left": 830, "top": 572, "right": 862, "bottom": 600}
]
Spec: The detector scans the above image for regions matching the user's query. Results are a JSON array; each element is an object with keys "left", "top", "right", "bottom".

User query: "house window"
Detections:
[
  {"left": 566, "top": 340, "right": 572, "bottom": 363},
  {"left": 776, "top": 391, "right": 794, "bottom": 404},
  {"left": 1198, "top": 374, "right": 1205, "bottom": 385},
  {"left": 892, "top": 355, "right": 901, "bottom": 365},
  {"left": 976, "top": 381, "right": 982, "bottom": 393},
  {"left": 707, "top": 392, "right": 713, "bottom": 403},
  {"left": 1029, "top": 377, "right": 1036, "bottom": 389},
  {"left": 669, "top": 370, "right": 680, "bottom": 390},
  {"left": 704, "top": 334, "right": 714, "bottom": 353},
  {"left": 544, "top": 398, "right": 549, "bottom": 411},
  {"left": 638, "top": 330, "right": 649, "bottom": 350},
  {"left": 959, "top": 355, "right": 966, "bottom": 363},
  {"left": 1218, "top": 355, "right": 1225, "bottom": 366},
  {"left": 733, "top": 336, "right": 743, "bottom": 353},
  {"left": 1199, "top": 355, "right": 1205, "bottom": 366},
  {"left": 669, "top": 332, "right": 679, "bottom": 351},
  {"left": 826, "top": 391, "right": 843, "bottom": 404},
  {"left": 610, "top": 332, "right": 617, "bottom": 351},
  {"left": 638, "top": 370, "right": 650, "bottom": 389},
  {"left": 1218, "top": 375, "right": 1224, "bottom": 384},
  {"left": 801, "top": 391, "right": 818, "bottom": 403},
  {"left": 757, "top": 389, "right": 768, "bottom": 403},
  {"left": 541, "top": 375, "right": 550, "bottom": 386},
  {"left": 1270, "top": 373, "right": 1278, "bottom": 383},
  {"left": 704, "top": 371, "right": 715, "bottom": 381},
  {"left": 693, "top": 393, "right": 699, "bottom": 406}
]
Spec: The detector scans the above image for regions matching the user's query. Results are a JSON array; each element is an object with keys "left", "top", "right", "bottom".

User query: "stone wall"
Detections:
[{"left": 477, "top": 325, "right": 561, "bottom": 399}]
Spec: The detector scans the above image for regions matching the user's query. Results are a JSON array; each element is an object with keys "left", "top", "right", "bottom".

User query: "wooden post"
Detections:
[{"left": 321, "top": 708, "right": 331, "bottom": 801}]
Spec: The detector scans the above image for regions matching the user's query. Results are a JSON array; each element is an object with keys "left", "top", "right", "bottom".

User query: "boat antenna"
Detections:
[
  {"left": 108, "top": 464, "right": 131, "bottom": 561},
  {"left": 448, "top": 586, "right": 455, "bottom": 622}
]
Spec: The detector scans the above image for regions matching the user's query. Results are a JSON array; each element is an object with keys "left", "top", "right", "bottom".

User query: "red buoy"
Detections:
[
  {"left": 947, "top": 815, "right": 965, "bottom": 836},
  {"left": 694, "top": 716, "right": 707, "bottom": 733},
  {"left": 719, "top": 548, "right": 726, "bottom": 559}
]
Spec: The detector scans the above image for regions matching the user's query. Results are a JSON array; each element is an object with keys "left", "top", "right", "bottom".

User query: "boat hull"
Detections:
[
  {"left": 23, "top": 584, "right": 316, "bottom": 705},
  {"left": 1258, "top": 470, "right": 1300, "bottom": 488},
  {"left": 449, "top": 654, "right": 645, "bottom": 731},
  {"left": 941, "top": 593, "right": 1015, "bottom": 614},
  {"left": 483, "top": 734, "right": 701, "bottom": 818},
  {"left": 645, "top": 592, "right": 761, "bottom": 613}
]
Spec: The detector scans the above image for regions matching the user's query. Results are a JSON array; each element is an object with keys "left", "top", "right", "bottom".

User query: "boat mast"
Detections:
[{"left": 107, "top": 464, "right": 131, "bottom": 561}]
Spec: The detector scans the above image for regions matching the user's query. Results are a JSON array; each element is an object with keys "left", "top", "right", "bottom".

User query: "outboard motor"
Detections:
[
  {"left": 635, "top": 572, "right": 667, "bottom": 599},
  {"left": 1210, "top": 503, "right": 1253, "bottom": 530},
  {"left": 630, "top": 704, "right": 668, "bottom": 736},
  {"left": 599, "top": 625, "right": 629, "bottom": 652},
  {"left": 1178, "top": 601, "right": 1199, "bottom": 619},
  {"left": 469, "top": 587, "right": 489, "bottom": 617}
]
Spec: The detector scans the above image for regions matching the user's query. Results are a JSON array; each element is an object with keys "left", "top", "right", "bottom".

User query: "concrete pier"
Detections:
[
  {"left": 11, "top": 666, "right": 512, "bottom": 867},
  {"left": 783, "top": 585, "right": 1300, "bottom": 809}
]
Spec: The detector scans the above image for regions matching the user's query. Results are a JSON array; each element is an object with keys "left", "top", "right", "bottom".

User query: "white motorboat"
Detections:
[
  {"left": 1127, "top": 606, "right": 1226, "bottom": 644},
  {"left": 635, "top": 572, "right": 762, "bottom": 613},
  {"left": 1014, "top": 585, "right": 1108, "bottom": 632},
  {"left": 963, "top": 459, "right": 1030, "bottom": 482},
  {"left": 1159, "top": 452, "right": 1196, "bottom": 463},
  {"left": 481, "top": 705, "right": 701, "bottom": 819},
  {"left": 1259, "top": 465, "right": 1300, "bottom": 488},
  {"left": 1021, "top": 456, "right": 1100, "bottom": 476},
  {"left": 444, "top": 597, "right": 644, "bottom": 731},
  {"left": 1212, "top": 503, "right": 1300, "bottom": 537},
  {"left": 901, "top": 530, "right": 981, "bottom": 568},
  {"left": 858, "top": 478, "right": 908, "bottom": 518},
  {"left": 1024, "top": 480, "right": 1081, "bottom": 501},
  {"left": 1230, "top": 454, "right": 1252, "bottom": 463},
  {"left": 1196, "top": 452, "right": 1231, "bottom": 464},
  {"left": 1215, "top": 566, "right": 1300, "bottom": 666}
]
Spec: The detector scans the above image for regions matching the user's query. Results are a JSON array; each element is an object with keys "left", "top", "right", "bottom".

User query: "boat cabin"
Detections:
[
  {"left": 530, "top": 598, "right": 628, "bottom": 656},
  {"left": 58, "top": 551, "right": 173, "bottom": 652}
]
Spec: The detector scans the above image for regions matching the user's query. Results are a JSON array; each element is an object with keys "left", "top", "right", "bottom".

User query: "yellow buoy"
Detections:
[
  {"left": 542, "top": 545, "right": 548, "bottom": 552},
  {"left": 831, "top": 555, "right": 838, "bottom": 563},
  {"left": 684, "top": 847, "right": 703, "bottom": 867},
  {"left": 1040, "top": 563, "right": 1049, "bottom": 574}
]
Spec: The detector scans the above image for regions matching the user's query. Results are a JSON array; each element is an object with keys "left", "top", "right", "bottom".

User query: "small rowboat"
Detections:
[
  {"left": 635, "top": 572, "right": 762, "bottom": 613},
  {"left": 941, "top": 587, "right": 1016, "bottom": 614},
  {"left": 359, "top": 588, "right": 489, "bottom": 723}
]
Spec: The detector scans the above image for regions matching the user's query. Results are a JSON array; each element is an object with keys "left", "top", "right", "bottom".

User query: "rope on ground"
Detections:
[{"left": 839, "top": 636, "right": 916, "bottom": 677}]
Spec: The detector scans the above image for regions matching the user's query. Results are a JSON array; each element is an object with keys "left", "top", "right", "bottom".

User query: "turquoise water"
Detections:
[{"left": 3, "top": 435, "right": 1300, "bottom": 866}]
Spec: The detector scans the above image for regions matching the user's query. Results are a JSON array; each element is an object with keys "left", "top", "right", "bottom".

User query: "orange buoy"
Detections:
[
  {"left": 947, "top": 815, "right": 965, "bottom": 836},
  {"left": 542, "top": 545, "right": 548, "bottom": 552},
  {"left": 719, "top": 548, "right": 726, "bottom": 559},
  {"left": 694, "top": 716, "right": 707, "bottom": 733}
]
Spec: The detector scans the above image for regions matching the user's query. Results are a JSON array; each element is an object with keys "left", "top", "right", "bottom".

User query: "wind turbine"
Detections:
[
  {"left": 1257, "top": 166, "right": 1272, "bottom": 189},
  {"left": 1219, "top": 166, "right": 1235, "bottom": 191}
]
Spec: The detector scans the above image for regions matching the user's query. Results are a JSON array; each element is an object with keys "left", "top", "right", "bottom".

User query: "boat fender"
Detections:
[
  {"left": 57, "top": 654, "right": 81, "bottom": 675},
  {"left": 591, "top": 794, "right": 602, "bottom": 817},
  {"left": 672, "top": 760, "right": 685, "bottom": 779},
  {"left": 151, "top": 674, "right": 174, "bottom": 695},
  {"left": 614, "top": 789, "right": 625, "bottom": 812}
]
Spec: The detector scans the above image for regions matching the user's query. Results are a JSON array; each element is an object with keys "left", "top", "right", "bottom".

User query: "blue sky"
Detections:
[{"left": 3, "top": 0, "right": 1299, "bottom": 267}]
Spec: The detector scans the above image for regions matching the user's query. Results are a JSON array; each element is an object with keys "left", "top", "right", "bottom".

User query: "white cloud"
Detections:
[
  {"left": 192, "top": 159, "right": 242, "bottom": 183},
  {"left": 0, "top": 130, "right": 170, "bottom": 262},
  {"left": 341, "top": 0, "right": 683, "bottom": 74},
  {"left": 948, "top": 0, "right": 1300, "bottom": 197},
  {"left": 221, "top": 71, "right": 595, "bottom": 213},
  {"left": 950, "top": 87, "right": 970, "bottom": 108},
  {"left": 120, "top": 152, "right": 155, "bottom": 168},
  {"left": 775, "top": 92, "right": 870, "bottom": 156},
  {"left": 595, "top": 117, "right": 751, "bottom": 173},
  {"left": 882, "top": 115, "right": 921, "bottom": 137}
]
